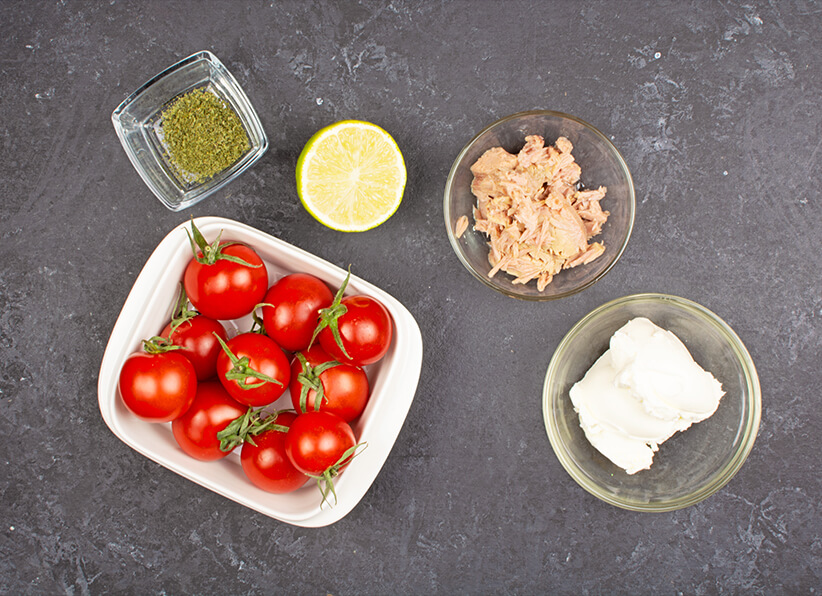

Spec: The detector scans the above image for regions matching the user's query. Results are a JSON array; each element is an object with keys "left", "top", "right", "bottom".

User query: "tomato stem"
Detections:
[
  {"left": 309, "top": 268, "right": 352, "bottom": 358},
  {"left": 294, "top": 352, "right": 342, "bottom": 412},
  {"left": 166, "top": 283, "right": 200, "bottom": 337},
  {"left": 186, "top": 217, "right": 262, "bottom": 268},
  {"left": 249, "top": 310, "right": 267, "bottom": 335},
  {"left": 141, "top": 336, "right": 184, "bottom": 354},
  {"left": 213, "top": 333, "right": 284, "bottom": 389},
  {"left": 217, "top": 408, "right": 290, "bottom": 452},
  {"left": 309, "top": 441, "right": 367, "bottom": 508}
]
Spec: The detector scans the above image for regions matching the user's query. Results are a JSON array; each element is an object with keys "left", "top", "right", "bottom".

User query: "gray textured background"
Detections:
[{"left": 2, "top": 0, "right": 821, "bottom": 594}]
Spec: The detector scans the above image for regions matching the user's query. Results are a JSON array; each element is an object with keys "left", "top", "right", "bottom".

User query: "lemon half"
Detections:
[{"left": 296, "top": 120, "right": 406, "bottom": 232}]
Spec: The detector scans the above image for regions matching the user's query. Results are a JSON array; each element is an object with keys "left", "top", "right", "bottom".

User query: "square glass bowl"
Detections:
[
  {"left": 97, "top": 217, "right": 423, "bottom": 527},
  {"left": 111, "top": 51, "right": 268, "bottom": 211}
]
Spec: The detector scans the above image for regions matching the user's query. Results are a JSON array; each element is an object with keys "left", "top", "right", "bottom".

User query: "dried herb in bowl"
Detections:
[{"left": 160, "top": 88, "right": 250, "bottom": 184}]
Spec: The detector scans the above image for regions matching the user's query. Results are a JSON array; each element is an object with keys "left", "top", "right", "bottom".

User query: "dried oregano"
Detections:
[{"left": 160, "top": 88, "right": 250, "bottom": 183}]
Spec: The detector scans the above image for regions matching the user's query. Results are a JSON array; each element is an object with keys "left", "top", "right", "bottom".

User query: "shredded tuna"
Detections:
[
  {"left": 455, "top": 215, "right": 469, "bottom": 238},
  {"left": 469, "top": 135, "right": 609, "bottom": 291}
]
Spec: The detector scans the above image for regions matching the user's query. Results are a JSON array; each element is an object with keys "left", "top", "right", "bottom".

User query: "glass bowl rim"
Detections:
[
  {"left": 443, "top": 109, "right": 636, "bottom": 301},
  {"left": 112, "top": 50, "right": 226, "bottom": 120},
  {"left": 542, "top": 292, "right": 762, "bottom": 511}
]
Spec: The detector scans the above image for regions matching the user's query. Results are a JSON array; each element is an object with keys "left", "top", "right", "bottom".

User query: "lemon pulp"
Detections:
[{"left": 296, "top": 120, "right": 406, "bottom": 232}]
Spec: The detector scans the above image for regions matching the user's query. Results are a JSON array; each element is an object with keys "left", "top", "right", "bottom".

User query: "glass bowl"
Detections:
[
  {"left": 543, "top": 293, "right": 761, "bottom": 512},
  {"left": 444, "top": 110, "right": 635, "bottom": 300},
  {"left": 112, "top": 51, "right": 268, "bottom": 211}
]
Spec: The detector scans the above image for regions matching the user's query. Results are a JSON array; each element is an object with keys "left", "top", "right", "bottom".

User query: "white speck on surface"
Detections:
[
  {"left": 747, "top": 12, "right": 763, "bottom": 26},
  {"left": 9, "top": 526, "right": 14, "bottom": 531},
  {"left": 654, "top": 52, "right": 661, "bottom": 59},
  {"left": 723, "top": 171, "right": 728, "bottom": 176},
  {"left": 315, "top": 97, "right": 323, "bottom": 105},
  {"left": 35, "top": 88, "right": 55, "bottom": 100}
]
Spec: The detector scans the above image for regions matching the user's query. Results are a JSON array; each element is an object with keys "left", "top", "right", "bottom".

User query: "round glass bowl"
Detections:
[
  {"left": 543, "top": 294, "right": 761, "bottom": 512},
  {"left": 444, "top": 110, "right": 635, "bottom": 300}
]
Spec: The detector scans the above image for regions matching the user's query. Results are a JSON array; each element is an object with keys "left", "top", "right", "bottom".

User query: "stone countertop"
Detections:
[{"left": 1, "top": 1, "right": 820, "bottom": 593}]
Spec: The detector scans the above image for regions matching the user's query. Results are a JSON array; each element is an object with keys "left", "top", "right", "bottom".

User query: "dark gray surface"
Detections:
[{"left": 1, "top": 1, "right": 820, "bottom": 593}]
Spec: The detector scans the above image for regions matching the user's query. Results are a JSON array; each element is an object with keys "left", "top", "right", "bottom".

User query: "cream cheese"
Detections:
[{"left": 569, "top": 317, "right": 724, "bottom": 474}]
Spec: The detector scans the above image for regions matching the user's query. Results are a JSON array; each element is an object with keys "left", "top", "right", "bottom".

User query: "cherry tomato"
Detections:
[
  {"left": 285, "top": 411, "right": 357, "bottom": 477},
  {"left": 171, "top": 381, "right": 247, "bottom": 461},
  {"left": 240, "top": 412, "right": 309, "bottom": 493},
  {"left": 184, "top": 242, "right": 268, "bottom": 320},
  {"left": 118, "top": 351, "right": 197, "bottom": 423},
  {"left": 216, "top": 332, "right": 290, "bottom": 407},
  {"left": 290, "top": 345, "right": 369, "bottom": 422},
  {"left": 262, "top": 273, "right": 333, "bottom": 352},
  {"left": 318, "top": 295, "right": 393, "bottom": 366},
  {"left": 182, "top": 222, "right": 268, "bottom": 321},
  {"left": 161, "top": 315, "right": 227, "bottom": 380}
]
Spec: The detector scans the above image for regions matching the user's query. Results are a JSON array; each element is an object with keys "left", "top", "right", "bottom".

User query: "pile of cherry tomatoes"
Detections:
[{"left": 117, "top": 221, "right": 393, "bottom": 505}]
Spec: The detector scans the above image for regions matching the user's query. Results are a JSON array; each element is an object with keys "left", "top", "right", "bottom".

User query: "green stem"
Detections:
[
  {"left": 186, "top": 217, "right": 262, "bottom": 268},
  {"left": 249, "top": 310, "right": 267, "bottom": 335},
  {"left": 217, "top": 408, "right": 291, "bottom": 452},
  {"left": 308, "top": 268, "right": 353, "bottom": 358},
  {"left": 142, "top": 336, "right": 184, "bottom": 354},
  {"left": 167, "top": 283, "right": 199, "bottom": 337},
  {"left": 308, "top": 441, "right": 367, "bottom": 508},
  {"left": 294, "top": 352, "right": 342, "bottom": 412},
  {"left": 213, "top": 333, "right": 283, "bottom": 390}
]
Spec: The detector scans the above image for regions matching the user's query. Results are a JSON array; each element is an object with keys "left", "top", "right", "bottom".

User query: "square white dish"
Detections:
[{"left": 97, "top": 217, "right": 423, "bottom": 527}]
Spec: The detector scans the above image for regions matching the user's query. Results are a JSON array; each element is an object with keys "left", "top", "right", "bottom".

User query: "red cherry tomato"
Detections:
[
  {"left": 290, "top": 345, "right": 369, "bottom": 422},
  {"left": 118, "top": 351, "right": 197, "bottom": 423},
  {"left": 171, "top": 381, "right": 247, "bottom": 461},
  {"left": 184, "top": 242, "right": 268, "bottom": 320},
  {"left": 240, "top": 412, "right": 309, "bottom": 493},
  {"left": 262, "top": 273, "right": 333, "bottom": 352},
  {"left": 216, "top": 332, "right": 290, "bottom": 407},
  {"left": 161, "top": 315, "right": 227, "bottom": 380},
  {"left": 318, "top": 295, "right": 393, "bottom": 366},
  {"left": 285, "top": 411, "right": 357, "bottom": 477}
]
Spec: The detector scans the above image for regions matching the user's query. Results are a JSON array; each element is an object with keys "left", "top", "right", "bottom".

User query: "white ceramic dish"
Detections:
[{"left": 97, "top": 217, "right": 423, "bottom": 527}]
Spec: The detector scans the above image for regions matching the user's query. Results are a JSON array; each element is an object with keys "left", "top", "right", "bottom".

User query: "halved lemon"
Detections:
[{"left": 296, "top": 120, "right": 406, "bottom": 232}]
